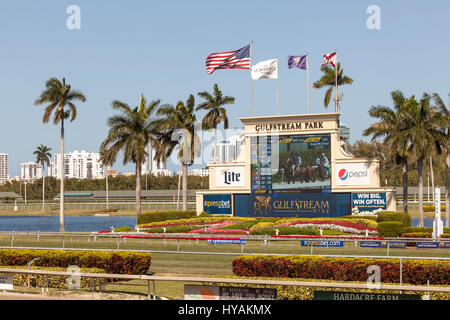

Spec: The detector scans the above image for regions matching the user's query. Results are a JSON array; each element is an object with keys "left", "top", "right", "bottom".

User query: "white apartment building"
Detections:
[
  {"left": 0, "top": 153, "right": 7, "bottom": 182},
  {"left": 215, "top": 134, "right": 245, "bottom": 163},
  {"left": 191, "top": 168, "right": 209, "bottom": 177},
  {"left": 141, "top": 145, "right": 169, "bottom": 175},
  {"left": 49, "top": 150, "right": 104, "bottom": 179},
  {"left": 20, "top": 162, "right": 43, "bottom": 182}
]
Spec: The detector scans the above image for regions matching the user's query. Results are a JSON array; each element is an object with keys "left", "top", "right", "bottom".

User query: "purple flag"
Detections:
[{"left": 288, "top": 55, "right": 307, "bottom": 70}]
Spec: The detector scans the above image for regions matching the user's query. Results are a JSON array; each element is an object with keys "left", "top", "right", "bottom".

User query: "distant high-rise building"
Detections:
[
  {"left": 0, "top": 153, "right": 8, "bottom": 182},
  {"left": 20, "top": 162, "right": 43, "bottom": 182},
  {"left": 215, "top": 133, "right": 245, "bottom": 163},
  {"left": 49, "top": 150, "right": 104, "bottom": 179},
  {"left": 141, "top": 144, "right": 167, "bottom": 175}
]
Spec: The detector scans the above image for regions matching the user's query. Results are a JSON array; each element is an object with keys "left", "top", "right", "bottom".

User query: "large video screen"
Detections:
[{"left": 251, "top": 134, "right": 331, "bottom": 191}]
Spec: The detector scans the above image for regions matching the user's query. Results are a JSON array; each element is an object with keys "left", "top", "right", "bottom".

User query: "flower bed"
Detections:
[
  {"left": 274, "top": 220, "right": 377, "bottom": 235},
  {"left": 188, "top": 221, "right": 250, "bottom": 235}
]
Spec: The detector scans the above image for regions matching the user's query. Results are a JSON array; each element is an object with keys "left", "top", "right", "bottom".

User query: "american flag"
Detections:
[
  {"left": 205, "top": 44, "right": 251, "bottom": 74},
  {"left": 321, "top": 52, "right": 337, "bottom": 68}
]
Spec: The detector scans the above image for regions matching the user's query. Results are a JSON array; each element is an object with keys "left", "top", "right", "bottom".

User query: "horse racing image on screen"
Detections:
[{"left": 251, "top": 134, "right": 331, "bottom": 191}]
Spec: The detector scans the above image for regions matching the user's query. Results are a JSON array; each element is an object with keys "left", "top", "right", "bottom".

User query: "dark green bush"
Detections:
[
  {"left": 114, "top": 226, "right": 133, "bottom": 232},
  {"left": 377, "top": 211, "right": 411, "bottom": 227},
  {"left": 377, "top": 221, "right": 404, "bottom": 237},
  {"left": 402, "top": 227, "right": 432, "bottom": 234},
  {"left": 137, "top": 210, "right": 196, "bottom": 224}
]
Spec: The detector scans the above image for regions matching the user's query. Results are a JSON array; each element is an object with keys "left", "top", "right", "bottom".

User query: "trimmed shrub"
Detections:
[
  {"left": 0, "top": 266, "right": 105, "bottom": 289},
  {"left": 137, "top": 210, "right": 197, "bottom": 225},
  {"left": 401, "top": 232, "right": 431, "bottom": 238},
  {"left": 377, "top": 221, "right": 404, "bottom": 237},
  {"left": 377, "top": 211, "right": 411, "bottom": 227},
  {"left": 0, "top": 249, "right": 151, "bottom": 275},
  {"left": 114, "top": 226, "right": 133, "bottom": 232},
  {"left": 423, "top": 205, "right": 446, "bottom": 212},
  {"left": 440, "top": 234, "right": 450, "bottom": 238},
  {"left": 232, "top": 255, "right": 450, "bottom": 285},
  {"left": 402, "top": 227, "right": 432, "bottom": 234}
]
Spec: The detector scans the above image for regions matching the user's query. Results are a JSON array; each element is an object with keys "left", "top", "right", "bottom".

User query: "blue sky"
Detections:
[{"left": 0, "top": 0, "right": 449, "bottom": 176}]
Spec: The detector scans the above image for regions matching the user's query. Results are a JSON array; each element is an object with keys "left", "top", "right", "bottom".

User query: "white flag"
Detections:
[{"left": 251, "top": 58, "right": 278, "bottom": 80}]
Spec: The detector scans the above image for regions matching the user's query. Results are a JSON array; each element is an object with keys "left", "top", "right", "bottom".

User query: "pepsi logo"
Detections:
[{"left": 338, "top": 169, "right": 348, "bottom": 180}]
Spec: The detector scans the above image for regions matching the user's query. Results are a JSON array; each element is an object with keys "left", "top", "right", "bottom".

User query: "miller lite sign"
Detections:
[{"left": 216, "top": 167, "right": 245, "bottom": 187}]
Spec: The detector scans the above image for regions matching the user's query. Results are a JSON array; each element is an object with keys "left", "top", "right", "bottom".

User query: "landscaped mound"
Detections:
[
  {"left": 232, "top": 255, "right": 450, "bottom": 285},
  {"left": 137, "top": 216, "right": 378, "bottom": 236}
]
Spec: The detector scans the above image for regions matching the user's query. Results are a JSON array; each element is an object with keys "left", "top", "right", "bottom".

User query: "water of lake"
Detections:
[
  {"left": 0, "top": 216, "right": 137, "bottom": 232},
  {"left": 0, "top": 216, "right": 442, "bottom": 232}
]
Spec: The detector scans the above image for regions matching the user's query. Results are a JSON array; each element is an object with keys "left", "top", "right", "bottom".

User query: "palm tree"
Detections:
[
  {"left": 197, "top": 83, "right": 235, "bottom": 163},
  {"left": 100, "top": 95, "right": 161, "bottom": 217},
  {"left": 363, "top": 90, "right": 411, "bottom": 214},
  {"left": 34, "top": 77, "right": 86, "bottom": 232},
  {"left": 156, "top": 94, "right": 200, "bottom": 210},
  {"left": 312, "top": 62, "right": 353, "bottom": 110},
  {"left": 397, "top": 93, "right": 447, "bottom": 227},
  {"left": 431, "top": 93, "right": 450, "bottom": 227},
  {"left": 33, "top": 144, "right": 52, "bottom": 212}
]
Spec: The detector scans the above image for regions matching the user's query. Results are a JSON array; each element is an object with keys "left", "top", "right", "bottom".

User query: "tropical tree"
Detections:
[
  {"left": 100, "top": 95, "right": 162, "bottom": 217},
  {"left": 431, "top": 93, "right": 450, "bottom": 227},
  {"left": 34, "top": 77, "right": 86, "bottom": 232},
  {"left": 312, "top": 62, "right": 353, "bottom": 110},
  {"left": 363, "top": 90, "right": 411, "bottom": 214},
  {"left": 197, "top": 83, "right": 235, "bottom": 162},
  {"left": 156, "top": 94, "right": 200, "bottom": 210},
  {"left": 396, "top": 93, "right": 447, "bottom": 227},
  {"left": 33, "top": 144, "right": 52, "bottom": 212}
]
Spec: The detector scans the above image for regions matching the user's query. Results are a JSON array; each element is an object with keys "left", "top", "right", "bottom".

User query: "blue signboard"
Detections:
[
  {"left": 203, "top": 194, "right": 232, "bottom": 215},
  {"left": 207, "top": 239, "right": 246, "bottom": 245},
  {"left": 301, "top": 240, "right": 343, "bottom": 247},
  {"left": 234, "top": 192, "right": 351, "bottom": 218},
  {"left": 360, "top": 241, "right": 406, "bottom": 248},
  {"left": 352, "top": 192, "right": 386, "bottom": 214},
  {"left": 417, "top": 241, "right": 450, "bottom": 249}
]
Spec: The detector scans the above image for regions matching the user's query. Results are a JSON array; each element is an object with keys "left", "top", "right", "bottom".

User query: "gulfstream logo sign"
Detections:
[
  {"left": 216, "top": 167, "right": 245, "bottom": 187},
  {"left": 254, "top": 121, "right": 324, "bottom": 132},
  {"left": 335, "top": 163, "right": 370, "bottom": 186}
]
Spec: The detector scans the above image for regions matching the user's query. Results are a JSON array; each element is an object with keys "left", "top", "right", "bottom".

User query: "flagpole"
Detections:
[
  {"left": 335, "top": 49, "right": 338, "bottom": 113},
  {"left": 250, "top": 41, "right": 254, "bottom": 117},
  {"left": 276, "top": 78, "right": 279, "bottom": 115},
  {"left": 306, "top": 53, "right": 310, "bottom": 114}
]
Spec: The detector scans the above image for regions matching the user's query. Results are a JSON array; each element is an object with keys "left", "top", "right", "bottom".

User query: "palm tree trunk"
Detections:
[
  {"left": 59, "top": 117, "right": 65, "bottom": 232},
  {"left": 106, "top": 167, "right": 109, "bottom": 210},
  {"left": 418, "top": 157, "right": 424, "bottom": 227},
  {"left": 42, "top": 163, "right": 45, "bottom": 212},
  {"left": 446, "top": 150, "right": 449, "bottom": 227},
  {"left": 214, "top": 128, "right": 217, "bottom": 163},
  {"left": 136, "top": 162, "right": 142, "bottom": 217},
  {"left": 402, "top": 156, "right": 408, "bottom": 214},
  {"left": 182, "top": 163, "right": 187, "bottom": 211}
]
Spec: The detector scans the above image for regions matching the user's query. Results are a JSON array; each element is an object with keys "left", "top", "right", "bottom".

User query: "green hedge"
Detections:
[
  {"left": 137, "top": 210, "right": 197, "bottom": 225},
  {"left": 232, "top": 255, "right": 450, "bottom": 285},
  {"left": 377, "top": 221, "right": 404, "bottom": 237},
  {"left": 377, "top": 211, "right": 411, "bottom": 227},
  {"left": 114, "top": 226, "right": 133, "bottom": 232},
  {"left": 250, "top": 227, "right": 320, "bottom": 236},
  {"left": 403, "top": 227, "right": 450, "bottom": 235},
  {"left": 0, "top": 266, "right": 105, "bottom": 289},
  {"left": 0, "top": 249, "right": 151, "bottom": 275}
]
